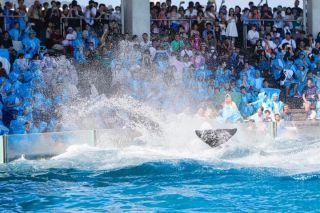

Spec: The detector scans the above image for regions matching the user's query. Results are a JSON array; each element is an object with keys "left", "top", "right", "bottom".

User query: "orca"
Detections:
[{"left": 195, "top": 128, "right": 237, "bottom": 148}]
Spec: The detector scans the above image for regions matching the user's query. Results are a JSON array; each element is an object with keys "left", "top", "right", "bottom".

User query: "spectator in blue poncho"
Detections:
[
  {"left": 33, "top": 87, "right": 47, "bottom": 110},
  {"left": 240, "top": 61, "right": 256, "bottom": 80},
  {"left": 85, "top": 42, "right": 96, "bottom": 60},
  {"left": 0, "top": 111, "right": 9, "bottom": 135},
  {"left": 280, "top": 61, "right": 298, "bottom": 97},
  {"left": 216, "top": 94, "right": 243, "bottom": 123},
  {"left": 252, "top": 70, "right": 264, "bottom": 93},
  {"left": 239, "top": 86, "right": 256, "bottom": 118},
  {"left": 0, "top": 79, "right": 12, "bottom": 99},
  {"left": 3, "top": 2, "right": 14, "bottom": 30},
  {"left": 195, "top": 75, "right": 209, "bottom": 101},
  {"left": 88, "top": 30, "right": 100, "bottom": 49},
  {"left": 4, "top": 89, "right": 23, "bottom": 112},
  {"left": 298, "top": 71, "right": 314, "bottom": 96},
  {"left": 9, "top": 22, "right": 22, "bottom": 41},
  {"left": 271, "top": 51, "right": 284, "bottom": 80},
  {"left": 237, "top": 73, "right": 252, "bottom": 92},
  {"left": 270, "top": 93, "right": 284, "bottom": 114},
  {"left": 9, "top": 112, "right": 25, "bottom": 134},
  {"left": 215, "top": 62, "right": 231, "bottom": 84},
  {"left": 28, "top": 54, "right": 43, "bottom": 80},
  {"left": 22, "top": 31, "right": 40, "bottom": 59},
  {"left": 73, "top": 33, "right": 86, "bottom": 64},
  {"left": 294, "top": 52, "right": 310, "bottom": 69},
  {"left": 12, "top": 53, "right": 29, "bottom": 73},
  {"left": 248, "top": 91, "right": 271, "bottom": 112}
]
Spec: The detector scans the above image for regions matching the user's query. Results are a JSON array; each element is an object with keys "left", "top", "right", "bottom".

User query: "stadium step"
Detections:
[
  {"left": 292, "top": 120, "right": 320, "bottom": 128},
  {"left": 290, "top": 108, "right": 307, "bottom": 122}
]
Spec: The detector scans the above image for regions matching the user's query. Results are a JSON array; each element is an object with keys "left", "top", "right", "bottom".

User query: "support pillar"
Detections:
[
  {"left": 307, "top": 0, "right": 320, "bottom": 37},
  {"left": 121, "top": 0, "right": 150, "bottom": 37}
]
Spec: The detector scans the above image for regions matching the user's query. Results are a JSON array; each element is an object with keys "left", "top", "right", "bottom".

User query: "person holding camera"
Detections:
[{"left": 280, "top": 32, "right": 296, "bottom": 50}]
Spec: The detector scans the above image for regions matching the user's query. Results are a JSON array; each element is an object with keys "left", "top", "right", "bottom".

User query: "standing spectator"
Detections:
[
  {"left": 185, "top": 2, "right": 197, "bottom": 19},
  {"left": 284, "top": 7, "right": 294, "bottom": 31},
  {"left": 205, "top": 5, "right": 217, "bottom": 21},
  {"left": 261, "top": 4, "right": 273, "bottom": 32},
  {"left": 3, "top": 2, "right": 13, "bottom": 30},
  {"left": 48, "top": 6, "right": 61, "bottom": 30},
  {"left": 113, "top": 6, "right": 121, "bottom": 24},
  {"left": 226, "top": 8, "right": 238, "bottom": 47},
  {"left": 27, "top": 0, "right": 44, "bottom": 42},
  {"left": 68, "top": 1, "right": 83, "bottom": 30},
  {"left": 84, "top": 0, "right": 97, "bottom": 27}
]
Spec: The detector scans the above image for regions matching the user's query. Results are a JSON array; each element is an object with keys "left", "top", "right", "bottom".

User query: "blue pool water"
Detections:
[{"left": 1, "top": 159, "right": 319, "bottom": 212}]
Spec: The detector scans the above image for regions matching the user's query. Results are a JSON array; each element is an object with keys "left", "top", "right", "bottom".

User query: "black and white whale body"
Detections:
[{"left": 195, "top": 129, "right": 237, "bottom": 148}]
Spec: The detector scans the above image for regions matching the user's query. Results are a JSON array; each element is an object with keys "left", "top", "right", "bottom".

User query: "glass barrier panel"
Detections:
[
  {"left": 6, "top": 130, "right": 95, "bottom": 162},
  {"left": 94, "top": 128, "right": 142, "bottom": 148}
]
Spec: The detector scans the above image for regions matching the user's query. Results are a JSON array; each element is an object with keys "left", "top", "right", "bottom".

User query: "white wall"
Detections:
[
  {"left": 122, "top": 0, "right": 150, "bottom": 37},
  {"left": 309, "top": 0, "right": 320, "bottom": 36}
]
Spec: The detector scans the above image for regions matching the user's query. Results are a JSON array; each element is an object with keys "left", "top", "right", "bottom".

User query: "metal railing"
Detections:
[
  {"left": 60, "top": 16, "right": 121, "bottom": 37},
  {"left": 0, "top": 15, "right": 27, "bottom": 31},
  {"left": 0, "top": 127, "right": 143, "bottom": 163},
  {"left": 151, "top": 18, "right": 302, "bottom": 48},
  {"left": 243, "top": 18, "right": 301, "bottom": 48},
  {"left": 151, "top": 18, "right": 215, "bottom": 36}
]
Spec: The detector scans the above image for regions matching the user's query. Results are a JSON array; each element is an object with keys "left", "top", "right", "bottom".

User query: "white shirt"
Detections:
[
  {"left": 262, "top": 40, "right": 276, "bottom": 50},
  {"left": 185, "top": 9, "right": 197, "bottom": 18},
  {"left": 112, "top": 11, "right": 121, "bottom": 22},
  {"left": 66, "top": 32, "right": 76, "bottom": 41},
  {"left": 280, "top": 69, "right": 294, "bottom": 86},
  {"left": 280, "top": 39, "right": 296, "bottom": 49},
  {"left": 140, "top": 40, "right": 152, "bottom": 50},
  {"left": 247, "top": 30, "right": 259, "bottom": 44}
]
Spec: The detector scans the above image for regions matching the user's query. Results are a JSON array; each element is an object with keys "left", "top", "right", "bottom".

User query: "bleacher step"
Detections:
[{"left": 292, "top": 120, "right": 320, "bottom": 127}]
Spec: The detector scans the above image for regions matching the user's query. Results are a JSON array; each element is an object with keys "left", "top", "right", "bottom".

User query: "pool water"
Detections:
[{"left": 0, "top": 152, "right": 319, "bottom": 212}]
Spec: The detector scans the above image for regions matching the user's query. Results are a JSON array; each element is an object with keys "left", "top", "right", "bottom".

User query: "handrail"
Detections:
[
  {"left": 151, "top": 17, "right": 301, "bottom": 41},
  {"left": 150, "top": 18, "right": 299, "bottom": 22},
  {"left": 0, "top": 14, "right": 27, "bottom": 31},
  {"left": 59, "top": 16, "right": 121, "bottom": 36}
]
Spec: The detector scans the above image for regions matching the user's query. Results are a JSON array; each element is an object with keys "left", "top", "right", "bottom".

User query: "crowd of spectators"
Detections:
[{"left": 0, "top": 0, "right": 319, "bottom": 135}]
